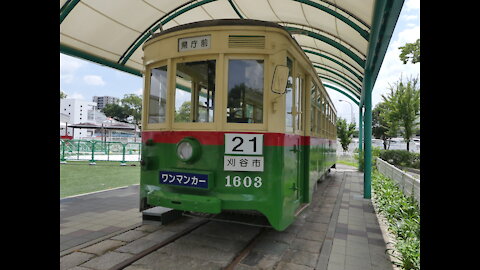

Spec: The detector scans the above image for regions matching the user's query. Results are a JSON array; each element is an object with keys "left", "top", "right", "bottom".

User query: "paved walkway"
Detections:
[
  {"left": 60, "top": 185, "right": 142, "bottom": 253},
  {"left": 316, "top": 164, "right": 394, "bottom": 270},
  {"left": 60, "top": 164, "right": 394, "bottom": 270}
]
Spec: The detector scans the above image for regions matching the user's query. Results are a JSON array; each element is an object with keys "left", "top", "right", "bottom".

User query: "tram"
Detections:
[{"left": 139, "top": 19, "right": 337, "bottom": 231}]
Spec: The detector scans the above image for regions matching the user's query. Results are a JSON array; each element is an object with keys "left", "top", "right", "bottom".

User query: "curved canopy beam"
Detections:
[
  {"left": 118, "top": 0, "right": 370, "bottom": 66},
  {"left": 285, "top": 26, "right": 366, "bottom": 68},
  {"left": 281, "top": 22, "right": 366, "bottom": 60},
  {"left": 60, "top": 0, "right": 81, "bottom": 23},
  {"left": 314, "top": 64, "right": 362, "bottom": 93},
  {"left": 291, "top": 0, "right": 369, "bottom": 40},
  {"left": 323, "top": 84, "right": 359, "bottom": 106},
  {"left": 318, "top": 75, "right": 360, "bottom": 99},
  {"left": 304, "top": 48, "right": 363, "bottom": 82}
]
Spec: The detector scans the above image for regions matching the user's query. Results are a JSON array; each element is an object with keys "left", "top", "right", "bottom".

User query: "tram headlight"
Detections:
[{"left": 176, "top": 137, "right": 201, "bottom": 162}]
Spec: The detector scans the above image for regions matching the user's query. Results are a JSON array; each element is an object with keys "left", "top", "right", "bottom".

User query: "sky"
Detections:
[
  {"left": 326, "top": 0, "right": 420, "bottom": 126},
  {"left": 60, "top": 0, "right": 420, "bottom": 127}
]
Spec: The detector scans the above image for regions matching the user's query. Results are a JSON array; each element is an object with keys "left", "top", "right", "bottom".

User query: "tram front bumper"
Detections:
[{"left": 147, "top": 189, "right": 221, "bottom": 214}]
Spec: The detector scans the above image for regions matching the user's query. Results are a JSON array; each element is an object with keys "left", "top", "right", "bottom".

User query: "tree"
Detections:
[
  {"left": 372, "top": 102, "right": 398, "bottom": 150},
  {"left": 381, "top": 76, "right": 420, "bottom": 151},
  {"left": 175, "top": 101, "right": 191, "bottom": 122},
  {"left": 102, "top": 103, "right": 129, "bottom": 122},
  {"left": 102, "top": 94, "right": 142, "bottom": 125},
  {"left": 60, "top": 91, "right": 67, "bottom": 99},
  {"left": 399, "top": 39, "right": 420, "bottom": 64},
  {"left": 336, "top": 117, "right": 356, "bottom": 152},
  {"left": 121, "top": 94, "right": 142, "bottom": 126}
]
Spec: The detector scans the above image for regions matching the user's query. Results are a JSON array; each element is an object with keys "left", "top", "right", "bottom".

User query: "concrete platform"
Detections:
[
  {"left": 60, "top": 164, "right": 395, "bottom": 270},
  {"left": 60, "top": 185, "right": 142, "bottom": 253}
]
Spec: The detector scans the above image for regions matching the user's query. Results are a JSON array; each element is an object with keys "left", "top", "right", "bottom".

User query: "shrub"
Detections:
[
  {"left": 354, "top": 146, "right": 382, "bottom": 172},
  {"left": 379, "top": 150, "right": 420, "bottom": 169},
  {"left": 372, "top": 170, "right": 420, "bottom": 270}
]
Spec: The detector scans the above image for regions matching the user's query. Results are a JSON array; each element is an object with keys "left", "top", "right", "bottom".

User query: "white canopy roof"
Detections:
[{"left": 60, "top": 0, "right": 405, "bottom": 105}]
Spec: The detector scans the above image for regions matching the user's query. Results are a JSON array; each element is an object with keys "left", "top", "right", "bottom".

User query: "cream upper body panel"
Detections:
[{"left": 141, "top": 20, "right": 335, "bottom": 136}]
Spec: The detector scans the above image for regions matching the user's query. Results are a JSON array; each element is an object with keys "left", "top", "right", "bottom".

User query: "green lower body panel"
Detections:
[
  {"left": 140, "top": 131, "right": 336, "bottom": 231},
  {"left": 147, "top": 189, "right": 221, "bottom": 213}
]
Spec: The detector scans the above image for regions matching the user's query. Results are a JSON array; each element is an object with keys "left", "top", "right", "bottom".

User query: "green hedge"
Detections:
[
  {"left": 379, "top": 150, "right": 420, "bottom": 169},
  {"left": 372, "top": 170, "right": 420, "bottom": 270}
]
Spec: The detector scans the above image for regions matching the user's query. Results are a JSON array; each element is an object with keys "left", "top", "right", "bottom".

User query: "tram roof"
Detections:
[{"left": 60, "top": 0, "right": 404, "bottom": 106}]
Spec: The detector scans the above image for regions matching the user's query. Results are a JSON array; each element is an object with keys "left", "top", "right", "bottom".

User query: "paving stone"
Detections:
[
  {"left": 134, "top": 223, "right": 163, "bottom": 233},
  {"left": 296, "top": 229, "right": 326, "bottom": 242},
  {"left": 81, "top": 251, "right": 133, "bottom": 270},
  {"left": 290, "top": 238, "right": 322, "bottom": 253},
  {"left": 252, "top": 239, "right": 290, "bottom": 256},
  {"left": 276, "top": 261, "right": 314, "bottom": 270},
  {"left": 345, "top": 254, "right": 372, "bottom": 270},
  {"left": 175, "top": 233, "right": 247, "bottom": 252},
  {"left": 115, "top": 238, "right": 160, "bottom": 254},
  {"left": 191, "top": 221, "right": 260, "bottom": 241},
  {"left": 60, "top": 252, "right": 95, "bottom": 270},
  {"left": 240, "top": 251, "right": 281, "bottom": 269},
  {"left": 302, "top": 221, "right": 329, "bottom": 232},
  {"left": 261, "top": 230, "right": 296, "bottom": 244},
  {"left": 141, "top": 229, "right": 177, "bottom": 243},
  {"left": 131, "top": 249, "right": 224, "bottom": 270},
  {"left": 326, "top": 261, "right": 344, "bottom": 270},
  {"left": 111, "top": 229, "right": 148, "bottom": 242},
  {"left": 281, "top": 249, "right": 319, "bottom": 268},
  {"left": 160, "top": 242, "right": 238, "bottom": 265},
  {"left": 80, "top": 239, "right": 126, "bottom": 256}
]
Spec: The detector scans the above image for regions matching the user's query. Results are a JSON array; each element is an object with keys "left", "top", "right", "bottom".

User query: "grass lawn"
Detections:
[
  {"left": 60, "top": 161, "right": 140, "bottom": 198},
  {"left": 336, "top": 159, "right": 358, "bottom": 168}
]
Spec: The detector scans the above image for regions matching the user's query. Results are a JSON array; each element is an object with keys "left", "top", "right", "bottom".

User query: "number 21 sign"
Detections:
[{"left": 224, "top": 134, "right": 263, "bottom": 155}]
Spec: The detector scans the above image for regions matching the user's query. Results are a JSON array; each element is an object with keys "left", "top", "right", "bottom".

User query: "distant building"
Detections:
[
  {"left": 93, "top": 96, "right": 119, "bottom": 110},
  {"left": 60, "top": 98, "right": 97, "bottom": 138}
]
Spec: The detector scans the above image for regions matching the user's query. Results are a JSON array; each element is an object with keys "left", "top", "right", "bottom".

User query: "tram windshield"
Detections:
[
  {"left": 227, "top": 59, "right": 264, "bottom": 123},
  {"left": 174, "top": 60, "right": 216, "bottom": 123}
]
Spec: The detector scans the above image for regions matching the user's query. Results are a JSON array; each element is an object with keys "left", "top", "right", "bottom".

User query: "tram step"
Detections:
[{"left": 142, "top": 206, "right": 183, "bottom": 225}]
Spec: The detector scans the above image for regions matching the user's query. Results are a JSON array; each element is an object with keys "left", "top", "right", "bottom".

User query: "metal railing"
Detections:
[{"left": 60, "top": 139, "right": 141, "bottom": 165}]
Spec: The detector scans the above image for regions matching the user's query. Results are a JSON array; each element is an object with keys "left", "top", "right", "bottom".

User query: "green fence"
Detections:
[{"left": 60, "top": 139, "right": 141, "bottom": 165}]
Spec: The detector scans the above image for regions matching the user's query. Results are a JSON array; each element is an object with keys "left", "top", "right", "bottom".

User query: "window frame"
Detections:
[
  {"left": 223, "top": 54, "right": 268, "bottom": 131},
  {"left": 172, "top": 55, "right": 218, "bottom": 130},
  {"left": 143, "top": 59, "right": 170, "bottom": 131}
]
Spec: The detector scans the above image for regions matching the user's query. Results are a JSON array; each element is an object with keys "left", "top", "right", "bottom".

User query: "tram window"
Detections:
[
  {"left": 285, "top": 58, "right": 294, "bottom": 132},
  {"left": 175, "top": 60, "right": 216, "bottom": 123},
  {"left": 148, "top": 65, "right": 168, "bottom": 123},
  {"left": 227, "top": 59, "right": 264, "bottom": 123}
]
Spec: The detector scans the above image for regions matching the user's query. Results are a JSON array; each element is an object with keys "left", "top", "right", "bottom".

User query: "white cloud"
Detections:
[
  {"left": 60, "top": 74, "right": 74, "bottom": 84},
  {"left": 60, "top": 54, "right": 83, "bottom": 84},
  {"left": 404, "top": 0, "right": 420, "bottom": 11},
  {"left": 83, "top": 75, "right": 106, "bottom": 86},
  {"left": 404, "top": 15, "right": 418, "bottom": 21}
]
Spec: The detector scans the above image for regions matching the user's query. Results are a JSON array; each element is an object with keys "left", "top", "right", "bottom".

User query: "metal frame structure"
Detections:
[{"left": 60, "top": 0, "right": 405, "bottom": 199}]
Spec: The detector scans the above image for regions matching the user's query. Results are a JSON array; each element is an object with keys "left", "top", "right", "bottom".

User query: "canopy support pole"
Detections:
[
  {"left": 363, "top": 77, "right": 372, "bottom": 199},
  {"left": 358, "top": 106, "right": 363, "bottom": 170}
]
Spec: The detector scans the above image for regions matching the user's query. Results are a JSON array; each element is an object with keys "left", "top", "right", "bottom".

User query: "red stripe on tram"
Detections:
[{"left": 142, "top": 131, "right": 334, "bottom": 147}]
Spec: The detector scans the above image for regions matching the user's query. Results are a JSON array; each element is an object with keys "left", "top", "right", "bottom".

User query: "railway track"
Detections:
[
  {"left": 104, "top": 215, "right": 268, "bottom": 270},
  {"left": 61, "top": 173, "right": 334, "bottom": 270}
]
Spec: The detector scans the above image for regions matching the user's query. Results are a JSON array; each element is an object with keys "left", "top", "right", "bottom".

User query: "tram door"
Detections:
[
  {"left": 294, "top": 75, "right": 304, "bottom": 201},
  {"left": 285, "top": 57, "right": 303, "bottom": 201}
]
